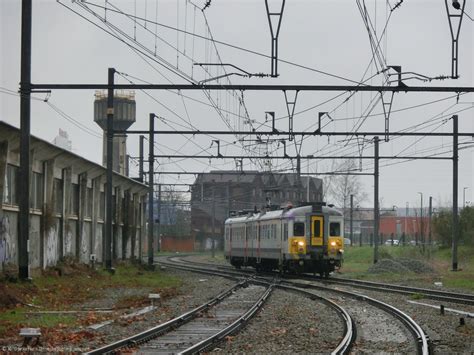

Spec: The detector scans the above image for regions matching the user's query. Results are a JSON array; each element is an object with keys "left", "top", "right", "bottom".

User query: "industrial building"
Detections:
[{"left": 0, "top": 121, "right": 148, "bottom": 273}]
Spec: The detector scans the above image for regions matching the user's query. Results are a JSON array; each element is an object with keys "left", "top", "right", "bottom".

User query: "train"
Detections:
[{"left": 223, "top": 203, "right": 344, "bottom": 277}]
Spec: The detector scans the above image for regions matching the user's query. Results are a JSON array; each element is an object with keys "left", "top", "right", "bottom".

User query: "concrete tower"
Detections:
[{"left": 94, "top": 91, "right": 136, "bottom": 175}]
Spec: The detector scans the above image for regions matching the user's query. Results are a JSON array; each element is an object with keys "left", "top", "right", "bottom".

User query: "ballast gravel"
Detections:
[
  {"left": 210, "top": 289, "right": 344, "bottom": 354},
  {"left": 43, "top": 258, "right": 474, "bottom": 354}
]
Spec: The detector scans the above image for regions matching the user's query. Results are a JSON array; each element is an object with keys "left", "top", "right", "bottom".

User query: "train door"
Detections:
[
  {"left": 244, "top": 224, "right": 248, "bottom": 264},
  {"left": 228, "top": 224, "right": 232, "bottom": 258},
  {"left": 279, "top": 219, "right": 284, "bottom": 268},
  {"left": 311, "top": 215, "right": 324, "bottom": 246},
  {"left": 256, "top": 223, "right": 261, "bottom": 263}
]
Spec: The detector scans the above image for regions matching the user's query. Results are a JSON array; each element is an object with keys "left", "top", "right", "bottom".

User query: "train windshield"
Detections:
[
  {"left": 329, "top": 222, "right": 341, "bottom": 236},
  {"left": 293, "top": 222, "right": 305, "bottom": 236}
]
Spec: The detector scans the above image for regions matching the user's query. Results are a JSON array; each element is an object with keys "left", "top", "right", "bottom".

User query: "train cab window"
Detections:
[
  {"left": 283, "top": 223, "right": 288, "bottom": 241},
  {"left": 330, "top": 222, "right": 341, "bottom": 236},
  {"left": 293, "top": 222, "right": 305, "bottom": 236},
  {"left": 313, "top": 220, "right": 322, "bottom": 238}
]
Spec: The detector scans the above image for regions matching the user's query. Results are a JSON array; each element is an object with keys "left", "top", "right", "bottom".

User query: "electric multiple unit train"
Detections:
[{"left": 224, "top": 203, "right": 344, "bottom": 277}]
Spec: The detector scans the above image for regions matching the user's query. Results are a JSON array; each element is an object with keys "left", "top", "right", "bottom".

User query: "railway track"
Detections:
[
  {"left": 172, "top": 255, "right": 474, "bottom": 306},
  {"left": 85, "top": 278, "right": 272, "bottom": 354},
  {"left": 317, "top": 277, "right": 474, "bottom": 306},
  {"left": 89, "top": 258, "right": 357, "bottom": 354},
  {"left": 160, "top": 256, "right": 431, "bottom": 355}
]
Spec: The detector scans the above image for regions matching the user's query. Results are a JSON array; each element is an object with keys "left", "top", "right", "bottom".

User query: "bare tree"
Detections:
[{"left": 325, "top": 159, "right": 368, "bottom": 212}]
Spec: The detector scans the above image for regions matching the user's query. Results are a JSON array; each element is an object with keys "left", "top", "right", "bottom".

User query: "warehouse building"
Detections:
[{"left": 0, "top": 121, "right": 148, "bottom": 273}]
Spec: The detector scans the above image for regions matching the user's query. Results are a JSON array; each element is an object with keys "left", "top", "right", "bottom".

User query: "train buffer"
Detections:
[{"left": 20, "top": 327, "right": 41, "bottom": 347}]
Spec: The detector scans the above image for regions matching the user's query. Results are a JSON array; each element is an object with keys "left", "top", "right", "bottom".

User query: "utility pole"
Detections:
[
  {"left": 139, "top": 135, "right": 144, "bottom": 183},
  {"left": 157, "top": 183, "right": 161, "bottom": 253},
  {"left": 105, "top": 67, "right": 115, "bottom": 273},
  {"left": 350, "top": 194, "right": 354, "bottom": 247},
  {"left": 373, "top": 137, "right": 380, "bottom": 264},
  {"left": 428, "top": 196, "right": 433, "bottom": 258},
  {"left": 19, "top": 0, "right": 32, "bottom": 280},
  {"left": 148, "top": 113, "right": 155, "bottom": 267},
  {"left": 418, "top": 192, "right": 424, "bottom": 251},
  {"left": 212, "top": 182, "right": 216, "bottom": 258},
  {"left": 452, "top": 115, "right": 459, "bottom": 271}
]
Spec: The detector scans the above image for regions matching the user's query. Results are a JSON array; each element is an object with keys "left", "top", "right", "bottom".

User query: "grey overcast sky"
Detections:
[{"left": 1, "top": 0, "right": 473, "bottom": 210}]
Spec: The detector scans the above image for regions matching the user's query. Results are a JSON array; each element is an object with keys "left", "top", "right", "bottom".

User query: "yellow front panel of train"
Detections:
[
  {"left": 290, "top": 237, "right": 306, "bottom": 255},
  {"left": 311, "top": 216, "right": 324, "bottom": 246}
]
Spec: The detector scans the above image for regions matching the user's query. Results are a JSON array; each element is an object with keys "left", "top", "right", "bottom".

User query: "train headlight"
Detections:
[
  {"left": 339, "top": 249, "right": 344, "bottom": 253},
  {"left": 330, "top": 241, "right": 337, "bottom": 247},
  {"left": 298, "top": 241, "right": 305, "bottom": 247}
]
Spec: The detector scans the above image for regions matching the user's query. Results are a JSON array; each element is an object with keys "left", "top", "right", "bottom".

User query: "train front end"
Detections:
[{"left": 307, "top": 204, "right": 344, "bottom": 276}]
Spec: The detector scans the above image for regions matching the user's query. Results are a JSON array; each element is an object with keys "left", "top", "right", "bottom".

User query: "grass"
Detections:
[
  {"left": 0, "top": 262, "right": 182, "bottom": 339},
  {"left": 340, "top": 244, "right": 474, "bottom": 291}
]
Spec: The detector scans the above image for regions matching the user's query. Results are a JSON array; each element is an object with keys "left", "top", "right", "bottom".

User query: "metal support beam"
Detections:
[
  {"left": 381, "top": 91, "right": 395, "bottom": 142},
  {"left": 30, "top": 83, "right": 474, "bottom": 93},
  {"left": 19, "top": 0, "right": 32, "bottom": 280},
  {"left": 265, "top": 0, "right": 285, "bottom": 77},
  {"left": 139, "top": 135, "right": 144, "bottom": 183},
  {"left": 452, "top": 114, "right": 459, "bottom": 271},
  {"left": 121, "top": 129, "right": 474, "bottom": 137},
  {"left": 148, "top": 113, "right": 155, "bottom": 266},
  {"left": 350, "top": 194, "right": 354, "bottom": 247},
  {"left": 143, "top": 170, "right": 375, "bottom": 176},
  {"left": 212, "top": 183, "right": 216, "bottom": 258},
  {"left": 283, "top": 90, "right": 299, "bottom": 140},
  {"left": 156, "top": 183, "right": 161, "bottom": 253},
  {"left": 428, "top": 195, "right": 433, "bottom": 258},
  {"left": 149, "top": 154, "right": 450, "bottom": 160},
  {"left": 445, "top": 0, "right": 466, "bottom": 78},
  {"left": 373, "top": 136, "right": 380, "bottom": 264},
  {"left": 105, "top": 67, "right": 115, "bottom": 272}
]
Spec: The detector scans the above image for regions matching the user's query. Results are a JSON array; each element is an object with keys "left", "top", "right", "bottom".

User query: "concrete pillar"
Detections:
[
  {"left": 91, "top": 176, "right": 102, "bottom": 262},
  {"left": 0, "top": 141, "right": 9, "bottom": 272},
  {"left": 61, "top": 167, "right": 72, "bottom": 259},
  {"left": 0, "top": 141, "right": 8, "bottom": 214},
  {"left": 140, "top": 194, "right": 146, "bottom": 261},
  {"left": 77, "top": 172, "right": 87, "bottom": 260},
  {"left": 122, "top": 189, "right": 130, "bottom": 260},
  {"left": 114, "top": 186, "right": 122, "bottom": 261},
  {"left": 131, "top": 192, "right": 140, "bottom": 260},
  {"left": 41, "top": 158, "right": 55, "bottom": 269}
]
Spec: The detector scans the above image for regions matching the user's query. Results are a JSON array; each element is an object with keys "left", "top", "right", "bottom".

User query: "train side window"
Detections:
[
  {"left": 284, "top": 223, "right": 288, "bottom": 241},
  {"left": 330, "top": 222, "right": 341, "bottom": 236},
  {"left": 294, "top": 222, "right": 305, "bottom": 236}
]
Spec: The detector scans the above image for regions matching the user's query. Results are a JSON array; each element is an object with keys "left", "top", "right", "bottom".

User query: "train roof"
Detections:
[{"left": 225, "top": 204, "right": 342, "bottom": 224}]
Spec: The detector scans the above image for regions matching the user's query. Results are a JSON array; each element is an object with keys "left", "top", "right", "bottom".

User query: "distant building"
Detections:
[
  {"left": 52, "top": 128, "right": 72, "bottom": 151},
  {"left": 190, "top": 171, "right": 323, "bottom": 249}
]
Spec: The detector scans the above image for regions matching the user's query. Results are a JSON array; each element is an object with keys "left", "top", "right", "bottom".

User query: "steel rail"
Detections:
[
  {"left": 277, "top": 284, "right": 356, "bottom": 355},
  {"left": 169, "top": 257, "right": 474, "bottom": 306},
  {"left": 280, "top": 279, "right": 431, "bottom": 355},
  {"left": 161, "top": 257, "right": 356, "bottom": 354},
  {"left": 317, "top": 277, "right": 474, "bottom": 306},
  {"left": 179, "top": 283, "right": 274, "bottom": 354},
  {"left": 84, "top": 278, "right": 249, "bottom": 354}
]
